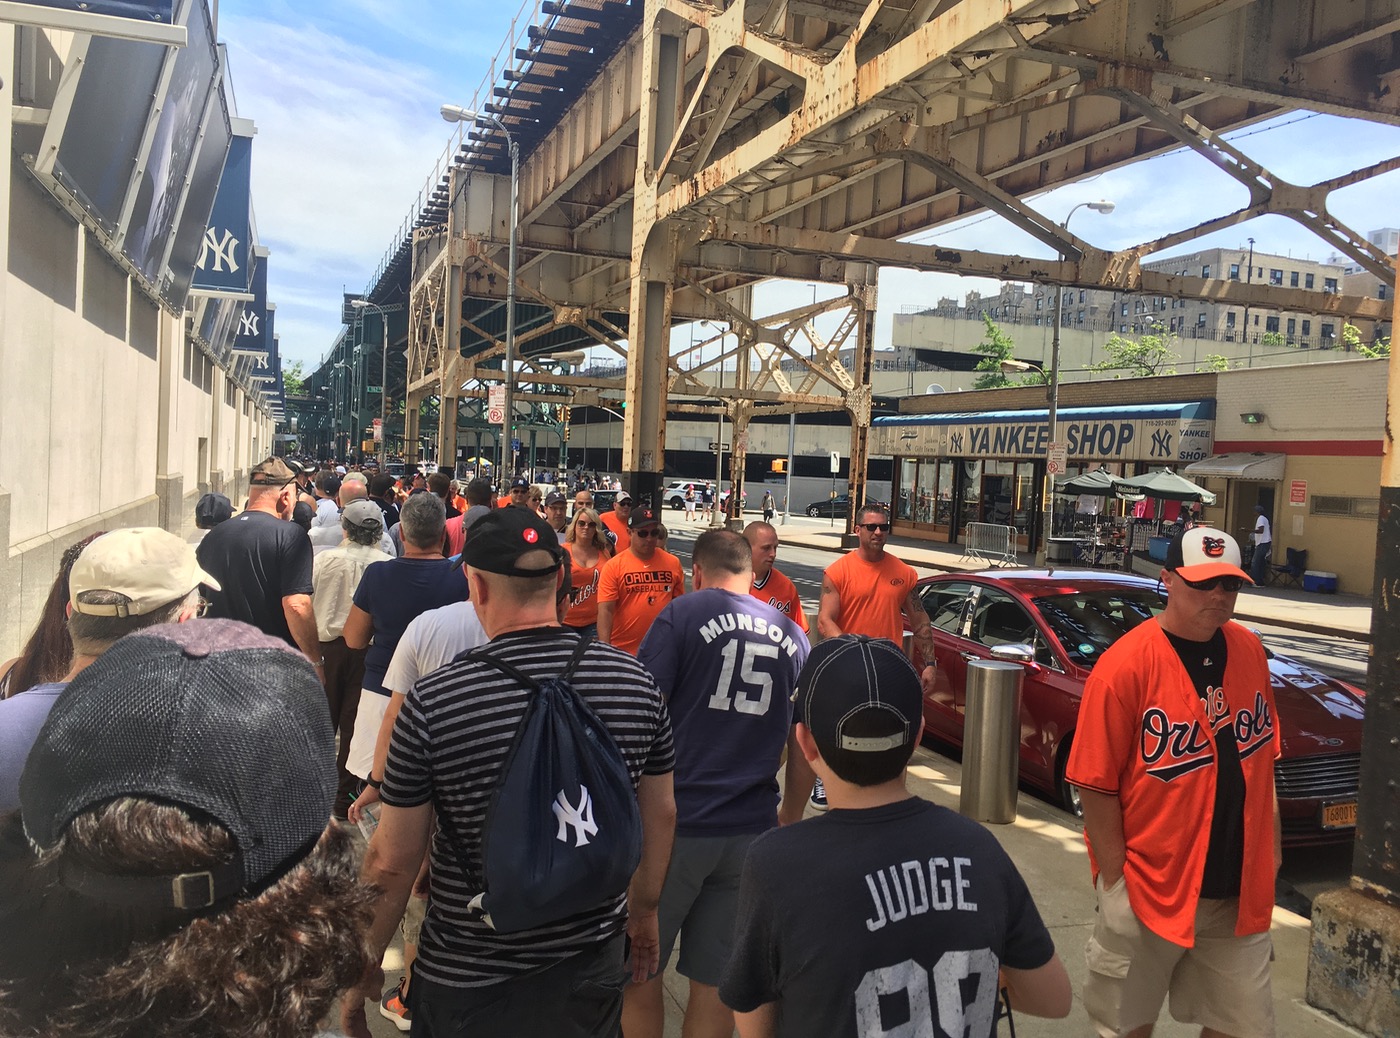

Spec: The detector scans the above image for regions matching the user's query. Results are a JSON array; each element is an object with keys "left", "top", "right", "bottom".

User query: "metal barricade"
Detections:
[
  {"left": 960, "top": 523, "right": 1019, "bottom": 567},
  {"left": 959, "top": 660, "right": 1024, "bottom": 824}
]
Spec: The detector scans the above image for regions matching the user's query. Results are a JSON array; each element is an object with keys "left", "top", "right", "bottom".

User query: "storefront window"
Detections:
[
  {"left": 896, "top": 459, "right": 916, "bottom": 521},
  {"left": 960, "top": 461, "right": 983, "bottom": 530}
]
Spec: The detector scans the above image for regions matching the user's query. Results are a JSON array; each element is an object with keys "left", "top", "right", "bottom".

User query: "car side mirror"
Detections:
[{"left": 990, "top": 643, "right": 1039, "bottom": 668}]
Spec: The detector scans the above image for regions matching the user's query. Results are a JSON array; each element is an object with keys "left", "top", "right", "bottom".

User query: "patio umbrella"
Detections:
[
  {"left": 1054, "top": 470, "right": 1116, "bottom": 495},
  {"left": 1112, "top": 467, "right": 1217, "bottom": 504}
]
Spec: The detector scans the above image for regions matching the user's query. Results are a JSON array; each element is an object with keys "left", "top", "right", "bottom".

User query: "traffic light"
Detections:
[
  {"left": 771, "top": 459, "right": 787, "bottom": 474},
  {"left": 562, "top": 404, "right": 571, "bottom": 424}
]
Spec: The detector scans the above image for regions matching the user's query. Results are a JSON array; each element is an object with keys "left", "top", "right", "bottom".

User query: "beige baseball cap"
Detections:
[{"left": 70, "top": 528, "right": 221, "bottom": 617}]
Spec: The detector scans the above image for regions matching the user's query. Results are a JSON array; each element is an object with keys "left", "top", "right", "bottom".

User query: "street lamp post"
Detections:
[
  {"left": 1042, "top": 199, "right": 1115, "bottom": 564},
  {"left": 351, "top": 299, "right": 392, "bottom": 468},
  {"left": 442, "top": 103, "right": 519, "bottom": 480}
]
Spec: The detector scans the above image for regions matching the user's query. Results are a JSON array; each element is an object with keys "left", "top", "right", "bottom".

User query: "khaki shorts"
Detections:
[
  {"left": 402, "top": 892, "right": 426, "bottom": 945},
  {"left": 1083, "top": 874, "right": 1274, "bottom": 1037}
]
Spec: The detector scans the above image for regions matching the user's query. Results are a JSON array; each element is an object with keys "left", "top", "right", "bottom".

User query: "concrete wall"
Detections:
[{"left": 0, "top": 23, "right": 275, "bottom": 657}]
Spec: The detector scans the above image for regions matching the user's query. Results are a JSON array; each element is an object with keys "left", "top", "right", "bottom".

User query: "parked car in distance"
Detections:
[
  {"left": 911, "top": 569, "right": 1365, "bottom": 846},
  {"left": 661, "top": 480, "right": 744, "bottom": 510},
  {"left": 803, "top": 493, "right": 885, "bottom": 518}
]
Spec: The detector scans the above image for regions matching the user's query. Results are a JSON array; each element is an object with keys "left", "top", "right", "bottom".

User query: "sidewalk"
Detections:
[{"left": 774, "top": 524, "right": 1373, "bottom": 641}]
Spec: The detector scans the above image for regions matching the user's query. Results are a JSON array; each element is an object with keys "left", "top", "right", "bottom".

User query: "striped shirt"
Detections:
[{"left": 381, "top": 626, "right": 675, "bottom": 988}]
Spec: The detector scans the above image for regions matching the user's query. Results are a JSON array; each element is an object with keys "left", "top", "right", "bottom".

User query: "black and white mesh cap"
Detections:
[
  {"left": 794, "top": 635, "right": 922, "bottom": 757},
  {"left": 20, "top": 619, "right": 336, "bottom": 912}
]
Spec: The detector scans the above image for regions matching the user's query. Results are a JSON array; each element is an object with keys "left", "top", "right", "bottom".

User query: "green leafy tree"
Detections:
[
  {"left": 1345, "top": 322, "right": 1392, "bottom": 358},
  {"left": 1199, "top": 353, "right": 1230, "bottom": 372},
  {"left": 1092, "top": 324, "right": 1178, "bottom": 377},
  {"left": 972, "top": 314, "right": 1017, "bottom": 389},
  {"left": 1258, "top": 331, "right": 1285, "bottom": 348},
  {"left": 283, "top": 360, "right": 307, "bottom": 397}
]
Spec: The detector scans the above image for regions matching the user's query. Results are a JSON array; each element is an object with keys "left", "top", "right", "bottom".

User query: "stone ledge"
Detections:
[{"left": 1307, "top": 887, "right": 1400, "bottom": 1038}]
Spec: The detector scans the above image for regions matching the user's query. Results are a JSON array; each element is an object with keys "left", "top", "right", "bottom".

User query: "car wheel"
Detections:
[
  {"left": 1055, "top": 738, "right": 1083, "bottom": 818},
  {"left": 668, "top": 498, "right": 682, "bottom": 510},
  {"left": 807, "top": 506, "right": 820, "bottom": 517}
]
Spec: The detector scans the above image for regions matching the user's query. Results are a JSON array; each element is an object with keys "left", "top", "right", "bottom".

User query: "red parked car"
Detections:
[{"left": 913, "top": 570, "right": 1365, "bottom": 846}]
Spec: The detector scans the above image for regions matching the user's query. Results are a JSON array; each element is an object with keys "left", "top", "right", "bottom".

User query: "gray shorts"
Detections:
[{"left": 655, "top": 833, "right": 756, "bottom": 986}]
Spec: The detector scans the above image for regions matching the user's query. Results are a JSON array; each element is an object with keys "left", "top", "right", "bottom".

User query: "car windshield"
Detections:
[{"left": 1031, "top": 586, "right": 1165, "bottom": 667}]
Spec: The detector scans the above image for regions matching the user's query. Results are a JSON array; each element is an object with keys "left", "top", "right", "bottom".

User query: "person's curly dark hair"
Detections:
[{"left": 0, "top": 802, "right": 375, "bottom": 1038}]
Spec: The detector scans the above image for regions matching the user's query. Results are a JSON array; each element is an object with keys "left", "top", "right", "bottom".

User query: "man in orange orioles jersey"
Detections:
[
  {"left": 815, "top": 503, "right": 936, "bottom": 810},
  {"left": 1066, "top": 526, "right": 1281, "bottom": 1038},
  {"left": 743, "top": 521, "right": 808, "bottom": 632},
  {"left": 597, "top": 506, "right": 685, "bottom": 655}
]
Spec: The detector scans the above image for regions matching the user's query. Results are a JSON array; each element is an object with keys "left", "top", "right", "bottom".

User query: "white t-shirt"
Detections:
[
  {"left": 382, "top": 600, "right": 489, "bottom": 694},
  {"left": 1254, "top": 513, "right": 1272, "bottom": 546}
]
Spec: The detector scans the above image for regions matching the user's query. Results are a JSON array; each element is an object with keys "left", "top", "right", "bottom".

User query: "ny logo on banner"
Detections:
[
  {"left": 552, "top": 786, "right": 598, "bottom": 847},
  {"left": 198, "top": 228, "right": 242, "bottom": 273},
  {"left": 238, "top": 310, "right": 261, "bottom": 339}
]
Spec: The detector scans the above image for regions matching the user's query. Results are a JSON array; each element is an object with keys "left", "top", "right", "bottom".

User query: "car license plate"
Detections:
[{"left": 1321, "top": 800, "right": 1357, "bottom": 830}]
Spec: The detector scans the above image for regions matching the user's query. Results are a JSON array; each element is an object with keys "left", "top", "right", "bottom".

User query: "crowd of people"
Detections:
[{"left": 0, "top": 455, "right": 1280, "bottom": 1038}]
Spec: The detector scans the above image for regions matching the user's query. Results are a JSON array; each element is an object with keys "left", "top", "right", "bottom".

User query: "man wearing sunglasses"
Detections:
[
  {"left": 1066, "top": 527, "right": 1280, "bottom": 1038},
  {"left": 597, "top": 507, "right": 685, "bottom": 655}
]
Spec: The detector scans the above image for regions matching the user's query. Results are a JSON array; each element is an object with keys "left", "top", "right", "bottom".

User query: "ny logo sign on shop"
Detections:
[
  {"left": 198, "top": 228, "right": 242, "bottom": 273},
  {"left": 552, "top": 786, "right": 599, "bottom": 847},
  {"left": 238, "top": 310, "right": 261, "bottom": 340}
]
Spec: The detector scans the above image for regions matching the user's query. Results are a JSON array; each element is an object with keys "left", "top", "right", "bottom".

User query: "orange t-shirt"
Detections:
[
  {"left": 825, "top": 550, "right": 917, "bottom": 644},
  {"left": 563, "top": 542, "right": 610, "bottom": 628},
  {"left": 597, "top": 548, "right": 684, "bottom": 655},
  {"left": 1064, "top": 619, "right": 1279, "bottom": 947},
  {"left": 601, "top": 510, "right": 632, "bottom": 554},
  {"left": 750, "top": 566, "right": 809, "bottom": 632}
]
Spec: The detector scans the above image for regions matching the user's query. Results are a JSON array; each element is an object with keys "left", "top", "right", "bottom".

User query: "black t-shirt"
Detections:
[
  {"left": 720, "top": 797, "right": 1055, "bottom": 1037},
  {"left": 1162, "top": 628, "right": 1245, "bottom": 899},
  {"left": 375, "top": 498, "right": 400, "bottom": 529},
  {"left": 196, "top": 511, "right": 314, "bottom": 646}
]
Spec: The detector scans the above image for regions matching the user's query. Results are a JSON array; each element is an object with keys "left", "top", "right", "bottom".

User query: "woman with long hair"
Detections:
[
  {"left": 0, "top": 531, "right": 104, "bottom": 698},
  {"left": 561, "top": 507, "right": 612, "bottom": 639}
]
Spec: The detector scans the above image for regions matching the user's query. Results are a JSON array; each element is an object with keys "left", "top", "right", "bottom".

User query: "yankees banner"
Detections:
[
  {"left": 230, "top": 247, "right": 270, "bottom": 372},
  {"left": 190, "top": 129, "right": 253, "bottom": 298},
  {"left": 0, "top": 0, "right": 184, "bottom": 45}
]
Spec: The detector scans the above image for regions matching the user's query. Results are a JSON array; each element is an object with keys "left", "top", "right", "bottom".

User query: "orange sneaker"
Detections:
[{"left": 379, "top": 979, "right": 411, "bottom": 1032}]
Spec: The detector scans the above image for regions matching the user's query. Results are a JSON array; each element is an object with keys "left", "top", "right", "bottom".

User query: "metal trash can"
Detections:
[{"left": 959, "top": 660, "right": 1024, "bottom": 824}]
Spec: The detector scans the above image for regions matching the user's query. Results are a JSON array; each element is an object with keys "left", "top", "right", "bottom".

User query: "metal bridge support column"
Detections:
[
  {"left": 438, "top": 395, "right": 458, "bottom": 473},
  {"left": 624, "top": 274, "right": 673, "bottom": 510},
  {"left": 1307, "top": 260, "right": 1400, "bottom": 1036},
  {"left": 842, "top": 272, "right": 878, "bottom": 548},
  {"left": 404, "top": 400, "right": 421, "bottom": 468}
]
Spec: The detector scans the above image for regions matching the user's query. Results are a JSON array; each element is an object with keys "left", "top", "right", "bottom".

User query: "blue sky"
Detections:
[{"left": 217, "top": 1, "right": 1400, "bottom": 370}]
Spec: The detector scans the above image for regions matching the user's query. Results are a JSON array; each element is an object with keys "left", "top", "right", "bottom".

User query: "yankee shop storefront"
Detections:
[{"left": 870, "top": 400, "right": 1216, "bottom": 552}]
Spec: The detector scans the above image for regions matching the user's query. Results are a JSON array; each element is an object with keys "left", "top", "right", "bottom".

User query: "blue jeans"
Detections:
[{"left": 1250, "top": 543, "right": 1272, "bottom": 585}]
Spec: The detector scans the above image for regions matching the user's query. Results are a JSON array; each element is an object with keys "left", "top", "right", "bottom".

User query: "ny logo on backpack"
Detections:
[{"left": 463, "top": 638, "right": 642, "bottom": 933}]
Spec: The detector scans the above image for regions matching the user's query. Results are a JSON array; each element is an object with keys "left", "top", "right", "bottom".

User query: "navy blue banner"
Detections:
[
  {"left": 8, "top": 0, "right": 177, "bottom": 21},
  {"left": 232, "top": 251, "right": 271, "bottom": 373},
  {"left": 191, "top": 130, "right": 252, "bottom": 296}
]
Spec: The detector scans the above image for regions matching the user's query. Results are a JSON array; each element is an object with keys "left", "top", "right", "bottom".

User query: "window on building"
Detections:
[
  {"left": 1269, "top": 268, "right": 1283, "bottom": 285},
  {"left": 1381, "top": 284, "right": 1389, "bottom": 300},
  {"left": 1265, "top": 316, "right": 1280, "bottom": 333},
  {"left": 1121, "top": 303, "right": 1128, "bottom": 316},
  {"left": 1119, "top": 324, "right": 1128, "bottom": 333},
  {"left": 1225, "top": 311, "right": 1236, "bottom": 328},
  {"left": 1034, "top": 316, "right": 1042, "bottom": 326},
  {"left": 1135, "top": 301, "right": 1144, "bottom": 314},
  {"left": 1305, "top": 273, "right": 1315, "bottom": 289},
  {"left": 1035, "top": 297, "right": 1042, "bottom": 310},
  {"left": 1077, "top": 310, "right": 1085, "bottom": 324},
  {"left": 1202, "top": 264, "right": 1211, "bottom": 278},
  {"left": 1229, "top": 263, "right": 1241, "bottom": 280},
  {"left": 1078, "top": 290, "right": 1086, "bottom": 303},
  {"left": 1290, "top": 271, "right": 1299, "bottom": 287},
  {"left": 1254, "top": 314, "right": 1260, "bottom": 325},
  {"left": 1302, "top": 319, "right": 1312, "bottom": 336},
  {"left": 1197, "top": 312, "right": 1207, "bottom": 326},
  {"left": 1312, "top": 496, "right": 1380, "bottom": 520},
  {"left": 1325, "top": 277, "right": 1339, "bottom": 294},
  {"left": 1322, "top": 322, "right": 1335, "bottom": 341},
  {"left": 1286, "top": 317, "right": 1296, "bottom": 336}
]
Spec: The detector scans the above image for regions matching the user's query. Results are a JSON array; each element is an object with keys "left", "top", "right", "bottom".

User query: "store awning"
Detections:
[{"left": 1184, "top": 452, "right": 1286, "bottom": 481}]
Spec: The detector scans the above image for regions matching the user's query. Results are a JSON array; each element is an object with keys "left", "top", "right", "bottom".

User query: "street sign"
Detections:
[
  {"left": 1290, "top": 479, "right": 1307, "bottom": 506},
  {"left": 487, "top": 386, "right": 506, "bottom": 424},
  {"left": 365, "top": 385, "right": 382, "bottom": 394},
  {"left": 1047, "top": 442, "right": 1067, "bottom": 475},
  {"left": 709, "top": 441, "right": 730, "bottom": 452},
  {"left": 511, "top": 438, "right": 522, "bottom": 452},
  {"left": 372, "top": 418, "right": 382, "bottom": 443},
  {"left": 830, "top": 451, "right": 840, "bottom": 474}
]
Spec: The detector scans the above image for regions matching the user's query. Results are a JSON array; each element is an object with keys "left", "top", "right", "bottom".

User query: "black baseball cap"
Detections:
[
  {"left": 195, "top": 492, "right": 233, "bottom": 529},
  {"left": 509, "top": 476, "right": 531, "bottom": 490},
  {"left": 629, "top": 506, "right": 662, "bottom": 530},
  {"left": 20, "top": 620, "right": 335, "bottom": 913},
  {"left": 794, "top": 635, "right": 922, "bottom": 771},
  {"left": 460, "top": 507, "right": 564, "bottom": 577}
]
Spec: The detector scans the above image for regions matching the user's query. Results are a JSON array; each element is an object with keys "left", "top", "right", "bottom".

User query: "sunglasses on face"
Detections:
[
  {"left": 860, "top": 522, "right": 892, "bottom": 532},
  {"left": 633, "top": 527, "right": 663, "bottom": 539},
  {"left": 576, "top": 520, "right": 596, "bottom": 528},
  {"left": 1175, "top": 572, "right": 1245, "bottom": 593}
]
